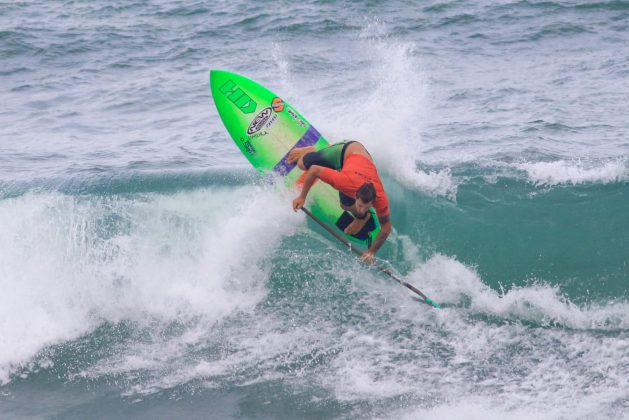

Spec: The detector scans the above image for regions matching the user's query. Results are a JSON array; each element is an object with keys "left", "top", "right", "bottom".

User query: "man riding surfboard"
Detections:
[{"left": 289, "top": 141, "right": 391, "bottom": 264}]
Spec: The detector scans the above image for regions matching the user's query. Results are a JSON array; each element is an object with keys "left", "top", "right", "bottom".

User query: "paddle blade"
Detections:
[{"left": 425, "top": 298, "right": 441, "bottom": 309}]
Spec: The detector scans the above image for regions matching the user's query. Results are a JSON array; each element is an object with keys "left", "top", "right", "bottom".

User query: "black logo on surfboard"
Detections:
[{"left": 247, "top": 107, "right": 273, "bottom": 135}]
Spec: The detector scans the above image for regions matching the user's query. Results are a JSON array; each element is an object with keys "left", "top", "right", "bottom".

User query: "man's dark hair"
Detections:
[{"left": 356, "top": 182, "right": 377, "bottom": 203}]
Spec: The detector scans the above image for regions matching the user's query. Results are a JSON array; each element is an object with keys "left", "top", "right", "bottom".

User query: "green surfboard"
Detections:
[{"left": 209, "top": 70, "right": 380, "bottom": 247}]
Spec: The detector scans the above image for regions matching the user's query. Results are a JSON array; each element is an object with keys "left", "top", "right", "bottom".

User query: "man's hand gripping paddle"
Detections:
[{"left": 300, "top": 207, "right": 440, "bottom": 309}]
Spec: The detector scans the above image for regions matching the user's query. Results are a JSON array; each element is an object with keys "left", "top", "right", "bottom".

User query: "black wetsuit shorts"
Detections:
[{"left": 302, "top": 141, "right": 356, "bottom": 207}]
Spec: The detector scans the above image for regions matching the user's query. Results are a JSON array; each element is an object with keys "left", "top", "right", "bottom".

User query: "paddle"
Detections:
[{"left": 300, "top": 207, "right": 441, "bottom": 308}]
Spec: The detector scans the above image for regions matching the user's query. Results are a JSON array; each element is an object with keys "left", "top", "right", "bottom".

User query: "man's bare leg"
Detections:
[
  {"left": 287, "top": 146, "right": 315, "bottom": 170},
  {"left": 341, "top": 203, "right": 371, "bottom": 235}
]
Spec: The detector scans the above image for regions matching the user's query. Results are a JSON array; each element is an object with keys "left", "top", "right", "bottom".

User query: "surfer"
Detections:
[{"left": 289, "top": 141, "right": 391, "bottom": 264}]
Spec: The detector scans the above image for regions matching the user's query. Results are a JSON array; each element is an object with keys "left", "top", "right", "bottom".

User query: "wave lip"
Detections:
[
  {"left": 408, "top": 253, "right": 629, "bottom": 330},
  {"left": 516, "top": 159, "right": 627, "bottom": 186}
]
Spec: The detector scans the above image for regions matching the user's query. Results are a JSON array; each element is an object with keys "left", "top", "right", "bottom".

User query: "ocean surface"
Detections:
[{"left": 1, "top": 1, "right": 628, "bottom": 419}]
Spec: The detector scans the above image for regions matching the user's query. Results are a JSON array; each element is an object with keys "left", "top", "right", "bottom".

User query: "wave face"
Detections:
[{"left": 1, "top": 0, "right": 629, "bottom": 419}]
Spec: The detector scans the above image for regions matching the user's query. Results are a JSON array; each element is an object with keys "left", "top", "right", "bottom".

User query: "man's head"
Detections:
[{"left": 355, "top": 182, "right": 376, "bottom": 217}]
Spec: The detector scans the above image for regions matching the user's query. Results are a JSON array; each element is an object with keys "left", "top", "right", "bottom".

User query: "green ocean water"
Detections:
[{"left": 1, "top": 0, "right": 629, "bottom": 419}]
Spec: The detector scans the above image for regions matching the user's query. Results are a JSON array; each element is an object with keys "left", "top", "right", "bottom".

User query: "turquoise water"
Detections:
[{"left": 1, "top": 1, "right": 628, "bottom": 419}]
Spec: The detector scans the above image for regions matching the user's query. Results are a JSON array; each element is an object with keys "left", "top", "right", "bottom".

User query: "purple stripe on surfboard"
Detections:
[{"left": 273, "top": 125, "right": 321, "bottom": 175}]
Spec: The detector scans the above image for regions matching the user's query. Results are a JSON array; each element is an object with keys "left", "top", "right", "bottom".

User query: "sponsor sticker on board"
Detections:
[
  {"left": 272, "top": 97, "right": 285, "bottom": 112},
  {"left": 286, "top": 107, "right": 307, "bottom": 128},
  {"left": 247, "top": 107, "right": 273, "bottom": 135}
]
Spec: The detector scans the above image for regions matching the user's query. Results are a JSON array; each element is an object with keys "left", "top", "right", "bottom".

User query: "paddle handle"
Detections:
[
  {"left": 300, "top": 207, "right": 439, "bottom": 308},
  {"left": 300, "top": 207, "right": 362, "bottom": 256}
]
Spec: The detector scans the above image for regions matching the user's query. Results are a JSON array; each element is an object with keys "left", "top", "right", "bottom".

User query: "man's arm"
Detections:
[
  {"left": 292, "top": 165, "right": 323, "bottom": 211},
  {"left": 360, "top": 214, "right": 391, "bottom": 263}
]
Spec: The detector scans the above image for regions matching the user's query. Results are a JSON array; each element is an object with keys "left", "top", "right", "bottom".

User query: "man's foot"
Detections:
[
  {"left": 344, "top": 212, "right": 371, "bottom": 235},
  {"left": 287, "top": 146, "right": 315, "bottom": 165}
]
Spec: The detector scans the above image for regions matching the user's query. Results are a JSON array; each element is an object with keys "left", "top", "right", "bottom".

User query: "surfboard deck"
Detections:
[{"left": 209, "top": 70, "right": 380, "bottom": 247}]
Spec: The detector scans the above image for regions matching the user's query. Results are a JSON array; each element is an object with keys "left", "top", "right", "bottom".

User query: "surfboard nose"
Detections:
[
  {"left": 209, "top": 69, "right": 224, "bottom": 89},
  {"left": 210, "top": 69, "right": 231, "bottom": 85},
  {"left": 210, "top": 69, "right": 235, "bottom": 82}
]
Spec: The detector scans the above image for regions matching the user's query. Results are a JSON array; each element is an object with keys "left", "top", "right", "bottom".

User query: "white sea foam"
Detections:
[
  {"left": 386, "top": 400, "right": 562, "bottom": 420},
  {"left": 409, "top": 253, "right": 629, "bottom": 330},
  {"left": 0, "top": 185, "right": 299, "bottom": 385},
  {"left": 352, "top": 30, "right": 457, "bottom": 199},
  {"left": 63, "top": 244, "right": 629, "bottom": 415},
  {"left": 385, "top": 397, "right": 629, "bottom": 420},
  {"left": 5, "top": 186, "right": 626, "bottom": 417},
  {"left": 517, "top": 159, "right": 627, "bottom": 186},
  {"left": 284, "top": 19, "right": 457, "bottom": 199},
  {"left": 316, "top": 252, "right": 629, "bottom": 416}
]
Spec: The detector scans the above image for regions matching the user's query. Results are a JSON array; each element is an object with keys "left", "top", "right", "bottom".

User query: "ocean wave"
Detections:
[
  {"left": 575, "top": 0, "right": 629, "bottom": 11},
  {"left": 516, "top": 159, "right": 627, "bottom": 186},
  {"left": 411, "top": 253, "right": 629, "bottom": 330},
  {"left": 2, "top": 0, "right": 629, "bottom": 415},
  {"left": 0, "top": 185, "right": 299, "bottom": 385},
  {"left": 529, "top": 22, "right": 594, "bottom": 41},
  {"left": 1, "top": 181, "right": 626, "bottom": 417}
]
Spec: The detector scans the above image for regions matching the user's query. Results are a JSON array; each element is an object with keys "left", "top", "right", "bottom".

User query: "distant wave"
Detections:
[{"left": 516, "top": 159, "right": 627, "bottom": 186}]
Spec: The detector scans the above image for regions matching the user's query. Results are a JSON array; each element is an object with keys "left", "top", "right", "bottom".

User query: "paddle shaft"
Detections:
[{"left": 300, "top": 206, "right": 433, "bottom": 305}]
